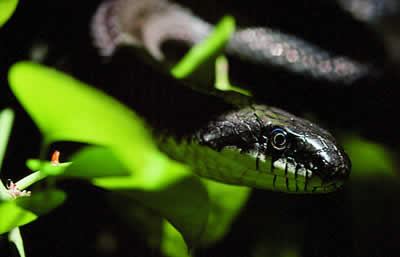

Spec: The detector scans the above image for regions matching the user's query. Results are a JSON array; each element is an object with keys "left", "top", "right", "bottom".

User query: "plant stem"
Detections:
[
  {"left": 15, "top": 171, "right": 46, "bottom": 190},
  {"left": 0, "top": 109, "right": 15, "bottom": 199},
  {"left": 9, "top": 227, "right": 26, "bottom": 257}
]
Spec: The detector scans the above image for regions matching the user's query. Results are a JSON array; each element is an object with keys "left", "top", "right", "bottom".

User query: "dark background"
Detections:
[{"left": 1, "top": 0, "right": 400, "bottom": 256}]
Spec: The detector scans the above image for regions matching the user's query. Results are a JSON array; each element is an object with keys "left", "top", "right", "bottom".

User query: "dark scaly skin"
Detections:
[
  {"left": 100, "top": 53, "right": 351, "bottom": 193},
  {"left": 90, "top": 0, "right": 351, "bottom": 193},
  {"left": 184, "top": 104, "right": 351, "bottom": 193},
  {"left": 154, "top": 97, "right": 351, "bottom": 193},
  {"left": 91, "top": 0, "right": 369, "bottom": 83}
]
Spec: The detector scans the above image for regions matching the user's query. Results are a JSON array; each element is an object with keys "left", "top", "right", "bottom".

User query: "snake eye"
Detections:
[{"left": 271, "top": 128, "right": 287, "bottom": 150}]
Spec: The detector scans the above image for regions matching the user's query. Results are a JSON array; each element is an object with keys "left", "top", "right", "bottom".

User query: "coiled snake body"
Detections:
[{"left": 91, "top": 0, "right": 351, "bottom": 193}]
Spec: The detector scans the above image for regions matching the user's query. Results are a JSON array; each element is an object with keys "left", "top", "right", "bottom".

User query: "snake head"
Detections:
[
  {"left": 194, "top": 104, "right": 351, "bottom": 194},
  {"left": 255, "top": 106, "right": 351, "bottom": 193}
]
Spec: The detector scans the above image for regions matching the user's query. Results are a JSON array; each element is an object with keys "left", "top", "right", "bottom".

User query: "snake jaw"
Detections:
[
  {"left": 271, "top": 156, "right": 348, "bottom": 193},
  {"left": 271, "top": 127, "right": 351, "bottom": 193}
]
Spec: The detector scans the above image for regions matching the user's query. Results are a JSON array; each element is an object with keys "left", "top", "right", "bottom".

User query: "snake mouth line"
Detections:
[
  {"left": 252, "top": 171, "right": 344, "bottom": 194},
  {"left": 250, "top": 154, "right": 344, "bottom": 193}
]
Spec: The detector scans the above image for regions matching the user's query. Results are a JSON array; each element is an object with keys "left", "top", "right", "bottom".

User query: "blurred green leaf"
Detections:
[
  {"left": 25, "top": 160, "right": 70, "bottom": 176},
  {"left": 171, "top": 16, "right": 235, "bottom": 79},
  {"left": 0, "top": 0, "right": 18, "bottom": 28},
  {"left": 8, "top": 61, "right": 166, "bottom": 177},
  {"left": 158, "top": 181, "right": 250, "bottom": 255},
  {"left": 201, "top": 179, "right": 251, "bottom": 245},
  {"left": 8, "top": 62, "right": 144, "bottom": 147},
  {"left": 65, "top": 146, "right": 193, "bottom": 191},
  {"left": 161, "top": 220, "right": 189, "bottom": 257},
  {"left": 342, "top": 134, "right": 397, "bottom": 178},
  {"left": 16, "top": 189, "right": 66, "bottom": 216},
  {"left": 39, "top": 161, "right": 71, "bottom": 176},
  {"left": 8, "top": 61, "right": 192, "bottom": 187},
  {"left": 8, "top": 227, "right": 26, "bottom": 257},
  {"left": 106, "top": 195, "right": 164, "bottom": 249},
  {"left": 122, "top": 176, "right": 209, "bottom": 248},
  {"left": 214, "top": 56, "right": 251, "bottom": 96},
  {"left": 66, "top": 146, "right": 209, "bottom": 247},
  {"left": 8, "top": 62, "right": 211, "bottom": 246},
  {"left": 64, "top": 146, "right": 130, "bottom": 178},
  {"left": 93, "top": 159, "right": 191, "bottom": 191},
  {"left": 0, "top": 200, "right": 37, "bottom": 235},
  {"left": 25, "top": 159, "right": 41, "bottom": 171},
  {"left": 159, "top": 177, "right": 250, "bottom": 257}
]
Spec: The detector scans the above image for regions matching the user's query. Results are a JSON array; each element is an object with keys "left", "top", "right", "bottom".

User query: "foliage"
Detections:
[
  {"left": 171, "top": 16, "right": 235, "bottom": 79},
  {"left": 8, "top": 62, "right": 207, "bottom": 247},
  {"left": 0, "top": 0, "right": 18, "bottom": 28},
  {"left": 1, "top": 2, "right": 399, "bottom": 257}
]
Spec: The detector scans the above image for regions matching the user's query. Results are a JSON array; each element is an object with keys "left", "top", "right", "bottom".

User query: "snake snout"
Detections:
[
  {"left": 315, "top": 145, "right": 351, "bottom": 186},
  {"left": 329, "top": 153, "right": 351, "bottom": 182},
  {"left": 295, "top": 132, "right": 351, "bottom": 190}
]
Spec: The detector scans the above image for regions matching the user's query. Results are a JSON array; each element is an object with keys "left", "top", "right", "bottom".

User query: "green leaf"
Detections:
[
  {"left": 25, "top": 159, "right": 70, "bottom": 174},
  {"left": 8, "top": 62, "right": 211, "bottom": 247},
  {"left": 161, "top": 220, "right": 190, "bottom": 257},
  {"left": 65, "top": 146, "right": 192, "bottom": 191},
  {"left": 8, "top": 227, "right": 26, "bottom": 257},
  {"left": 0, "top": 0, "right": 18, "bottom": 28},
  {"left": 63, "top": 146, "right": 130, "bottom": 178},
  {"left": 201, "top": 179, "right": 251, "bottom": 245},
  {"left": 108, "top": 184, "right": 209, "bottom": 249},
  {"left": 92, "top": 157, "right": 192, "bottom": 191},
  {"left": 0, "top": 108, "right": 14, "bottom": 199},
  {"left": 25, "top": 159, "right": 41, "bottom": 171},
  {"left": 342, "top": 134, "right": 397, "bottom": 179},
  {"left": 105, "top": 197, "right": 164, "bottom": 249},
  {"left": 9, "top": 61, "right": 171, "bottom": 183},
  {"left": 39, "top": 161, "right": 71, "bottom": 176},
  {"left": 16, "top": 189, "right": 66, "bottom": 216},
  {"left": 214, "top": 56, "right": 252, "bottom": 96},
  {"left": 8, "top": 62, "right": 151, "bottom": 149},
  {"left": 121, "top": 176, "right": 209, "bottom": 248},
  {"left": 65, "top": 146, "right": 209, "bottom": 247},
  {"left": 171, "top": 16, "right": 235, "bottom": 79},
  {"left": 160, "top": 181, "right": 250, "bottom": 254},
  {"left": 0, "top": 200, "right": 37, "bottom": 235}
]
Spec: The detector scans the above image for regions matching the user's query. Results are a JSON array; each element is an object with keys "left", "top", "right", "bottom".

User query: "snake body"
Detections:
[
  {"left": 92, "top": 0, "right": 369, "bottom": 83},
  {"left": 91, "top": 0, "right": 351, "bottom": 193}
]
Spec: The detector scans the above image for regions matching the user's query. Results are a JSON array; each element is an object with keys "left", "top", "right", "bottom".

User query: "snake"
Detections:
[
  {"left": 90, "top": 0, "right": 351, "bottom": 194},
  {"left": 91, "top": 0, "right": 370, "bottom": 83}
]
